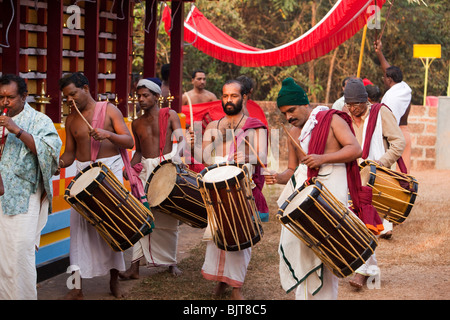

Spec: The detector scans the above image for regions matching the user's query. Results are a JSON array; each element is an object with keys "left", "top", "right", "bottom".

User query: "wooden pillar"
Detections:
[
  {"left": 84, "top": 0, "right": 100, "bottom": 98},
  {"left": 169, "top": 0, "right": 184, "bottom": 113},
  {"left": 1, "top": 0, "right": 20, "bottom": 75},
  {"left": 143, "top": 0, "right": 158, "bottom": 78},
  {"left": 47, "top": 0, "right": 63, "bottom": 123},
  {"left": 115, "top": 0, "right": 132, "bottom": 116}
]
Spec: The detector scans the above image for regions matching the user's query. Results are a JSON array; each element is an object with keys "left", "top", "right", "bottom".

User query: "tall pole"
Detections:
[
  {"left": 357, "top": 25, "right": 368, "bottom": 78},
  {"left": 169, "top": 0, "right": 184, "bottom": 113}
]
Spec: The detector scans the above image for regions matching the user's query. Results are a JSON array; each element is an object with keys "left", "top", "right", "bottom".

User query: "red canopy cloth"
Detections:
[
  {"left": 181, "top": 99, "right": 268, "bottom": 128},
  {"left": 163, "top": 0, "right": 385, "bottom": 67}
]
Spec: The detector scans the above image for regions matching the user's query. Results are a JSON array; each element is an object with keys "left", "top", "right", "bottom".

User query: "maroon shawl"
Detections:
[
  {"left": 362, "top": 103, "right": 408, "bottom": 174},
  {"left": 231, "top": 117, "right": 269, "bottom": 214}
]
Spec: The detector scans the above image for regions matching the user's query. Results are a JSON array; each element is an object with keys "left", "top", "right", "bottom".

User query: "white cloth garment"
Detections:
[
  {"left": 381, "top": 81, "right": 412, "bottom": 124},
  {"left": 201, "top": 156, "right": 252, "bottom": 288},
  {"left": 278, "top": 106, "right": 342, "bottom": 300},
  {"left": 278, "top": 164, "right": 345, "bottom": 300},
  {"left": 69, "top": 155, "right": 126, "bottom": 278},
  {"left": 0, "top": 184, "right": 44, "bottom": 300},
  {"left": 131, "top": 148, "right": 180, "bottom": 267}
]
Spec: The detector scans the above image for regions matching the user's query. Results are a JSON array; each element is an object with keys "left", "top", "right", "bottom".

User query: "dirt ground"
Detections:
[{"left": 37, "top": 169, "right": 449, "bottom": 300}]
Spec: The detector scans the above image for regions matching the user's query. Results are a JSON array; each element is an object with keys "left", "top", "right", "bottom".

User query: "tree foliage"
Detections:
[{"left": 132, "top": 0, "right": 449, "bottom": 105}]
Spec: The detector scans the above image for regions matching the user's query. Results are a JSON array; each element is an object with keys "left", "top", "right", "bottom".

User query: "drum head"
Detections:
[
  {"left": 360, "top": 164, "right": 372, "bottom": 186},
  {"left": 147, "top": 162, "right": 177, "bottom": 206},
  {"left": 70, "top": 166, "right": 103, "bottom": 197},
  {"left": 202, "top": 165, "right": 242, "bottom": 182},
  {"left": 283, "top": 184, "right": 315, "bottom": 216}
]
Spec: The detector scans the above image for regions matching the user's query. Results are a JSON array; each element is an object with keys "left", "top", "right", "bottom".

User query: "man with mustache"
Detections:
[
  {"left": 198, "top": 79, "right": 268, "bottom": 300},
  {"left": 58, "top": 72, "right": 134, "bottom": 299},
  {"left": 270, "top": 77, "right": 369, "bottom": 300},
  {"left": 181, "top": 69, "right": 218, "bottom": 106},
  {"left": 0, "top": 74, "right": 62, "bottom": 299}
]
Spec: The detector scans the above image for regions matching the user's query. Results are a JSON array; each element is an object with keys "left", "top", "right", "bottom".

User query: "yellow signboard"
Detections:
[{"left": 413, "top": 44, "right": 441, "bottom": 59}]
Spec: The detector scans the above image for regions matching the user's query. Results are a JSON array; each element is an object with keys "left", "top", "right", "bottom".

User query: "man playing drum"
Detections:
[
  {"left": 344, "top": 78, "right": 405, "bottom": 289},
  {"left": 118, "top": 78, "right": 186, "bottom": 280},
  {"left": 58, "top": 72, "right": 134, "bottom": 299},
  {"left": 196, "top": 79, "right": 268, "bottom": 300},
  {"left": 267, "top": 77, "right": 365, "bottom": 300}
]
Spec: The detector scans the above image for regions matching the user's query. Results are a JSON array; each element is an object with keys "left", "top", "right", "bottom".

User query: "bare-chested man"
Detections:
[
  {"left": 119, "top": 78, "right": 185, "bottom": 280},
  {"left": 197, "top": 79, "right": 268, "bottom": 300},
  {"left": 271, "top": 77, "right": 362, "bottom": 300},
  {"left": 58, "top": 72, "right": 134, "bottom": 299},
  {"left": 181, "top": 69, "right": 217, "bottom": 105}
]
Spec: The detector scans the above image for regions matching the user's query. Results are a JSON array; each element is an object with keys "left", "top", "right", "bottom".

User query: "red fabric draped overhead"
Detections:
[{"left": 163, "top": 0, "right": 385, "bottom": 67}]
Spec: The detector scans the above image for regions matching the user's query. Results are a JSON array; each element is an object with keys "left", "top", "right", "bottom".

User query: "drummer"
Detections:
[
  {"left": 196, "top": 79, "right": 268, "bottom": 300},
  {"left": 269, "top": 77, "right": 365, "bottom": 300},
  {"left": 118, "top": 78, "right": 186, "bottom": 280},
  {"left": 344, "top": 78, "right": 405, "bottom": 289},
  {"left": 58, "top": 72, "right": 134, "bottom": 299}
]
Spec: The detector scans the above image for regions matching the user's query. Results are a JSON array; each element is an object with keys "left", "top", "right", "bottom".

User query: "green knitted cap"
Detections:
[{"left": 277, "top": 77, "right": 309, "bottom": 108}]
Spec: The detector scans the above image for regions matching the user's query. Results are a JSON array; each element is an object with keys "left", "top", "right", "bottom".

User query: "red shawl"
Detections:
[{"left": 308, "top": 109, "right": 383, "bottom": 235}]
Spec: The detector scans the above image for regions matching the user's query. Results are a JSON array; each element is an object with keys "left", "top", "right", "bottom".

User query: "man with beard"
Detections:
[
  {"left": 182, "top": 69, "right": 218, "bottom": 105},
  {"left": 197, "top": 79, "right": 267, "bottom": 300},
  {"left": 118, "top": 78, "right": 185, "bottom": 280}
]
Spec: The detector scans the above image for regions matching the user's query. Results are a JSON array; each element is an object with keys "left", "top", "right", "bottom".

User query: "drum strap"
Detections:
[
  {"left": 90, "top": 101, "right": 108, "bottom": 162},
  {"left": 363, "top": 103, "right": 408, "bottom": 174},
  {"left": 158, "top": 108, "right": 171, "bottom": 162}
]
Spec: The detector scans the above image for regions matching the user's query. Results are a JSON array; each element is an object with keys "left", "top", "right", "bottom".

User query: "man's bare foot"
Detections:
[
  {"left": 169, "top": 265, "right": 182, "bottom": 276},
  {"left": 61, "top": 289, "right": 84, "bottom": 300},
  {"left": 230, "top": 287, "right": 245, "bottom": 300},
  {"left": 110, "top": 269, "right": 125, "bottom": 298},
  {"left": 118, "top": 262, "right": 139, "bottom": 280},
  {"left": 214, "top": 282, "right": 228, "bottom": 296}
]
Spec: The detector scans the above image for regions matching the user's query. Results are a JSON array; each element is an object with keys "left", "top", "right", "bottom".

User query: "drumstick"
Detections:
[
  {"left": 244, "top": 138, "right": 266, "bottom": 169},
  {"left": 281, "top": 123, "right": 306, "bottom": 156},
  {"left": 185, "top": 92, "right": 194, "bottom": 133},
  {"left": 71, "top": 100, "right": 93, "bottom": 131}
]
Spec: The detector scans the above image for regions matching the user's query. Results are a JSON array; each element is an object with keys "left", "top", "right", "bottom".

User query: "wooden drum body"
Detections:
[
  {"left": 64, "top": 162, "right": 154, "bottom": 252},
  {"left": 360, "top": 160, "right": 418, "bottom": 224},
  {"left": 198, "top": 163, "right": 263, "bottom": 251},
  {"left": 277, "top": 179, "right": 377, "bottom": 278},
  {"left": 145, "top": 160, "right": 208, "bottom": 228}
]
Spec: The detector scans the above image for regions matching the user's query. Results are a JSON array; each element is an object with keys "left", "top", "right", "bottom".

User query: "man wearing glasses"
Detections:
[{"left": 344, "top": 78, "right": 405, "bottom": 289}]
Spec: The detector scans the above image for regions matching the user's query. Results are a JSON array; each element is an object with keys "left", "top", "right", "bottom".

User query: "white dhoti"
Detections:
[
  {"left": 0, "top": 184, "right": 46, "bottom": 300},
  {"left": 201, "top": 157, "right": 252, "bottom": 288},
  {"left": 69, "top": 155, "right": 126, "bottom": 278},
  {"left": 278, "top": 164, "right": 347, "bottom": 300},
  {"left": 131, "top": 150, "right": 179, "bottom": 267}
]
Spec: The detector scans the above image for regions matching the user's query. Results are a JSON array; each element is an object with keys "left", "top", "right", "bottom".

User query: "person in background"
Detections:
[
  {"left": 374, "top": 39, "right": 412, "bottom": 174},
  {"left": 344, "top": 78, "right": 405, "bottom": 289},
  {"left": 182, "top": 69, "right": 218, "bottom": 105}
]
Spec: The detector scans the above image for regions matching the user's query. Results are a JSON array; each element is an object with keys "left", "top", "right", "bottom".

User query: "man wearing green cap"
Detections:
[{"left": 272, "top": 77, "right": 363, "bottom": 300}]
